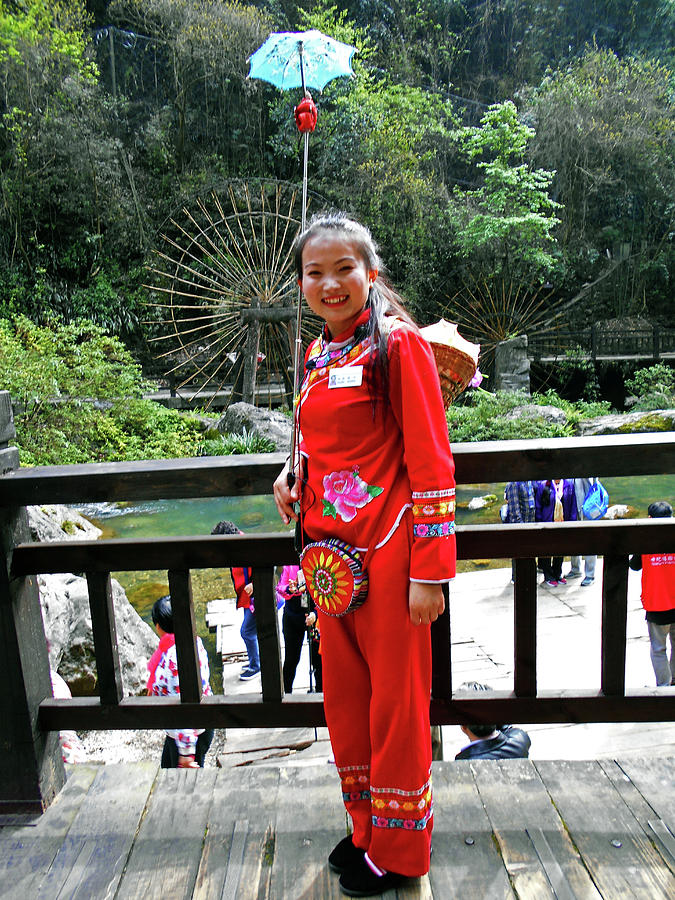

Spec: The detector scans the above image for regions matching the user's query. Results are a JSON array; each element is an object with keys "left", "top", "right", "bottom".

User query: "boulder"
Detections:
[
  {"left": 605, "top": 504, "right": 639, "bottom": 519},
  {"left": 506, "top": 404, "right": 569, "bottom": 427},
  {"left": 217, "top": 401, "right": 292, "bottom": 451},
  {"left": 28, "top": 505, "right": 157, "bottom": 696},
  {"left": 39, "top": 572, "right": 157, "bottom": 696},
  {"left": 576, "top": 409, "right": 675, "bottom": 436},
  {"left": 28, "top": 504, "right": 102, "bottom": 542},
  {"left": 467, "top": 494, "right": 498, "bottom": 510}
]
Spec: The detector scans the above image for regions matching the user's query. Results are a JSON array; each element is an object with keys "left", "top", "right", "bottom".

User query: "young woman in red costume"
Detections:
[{"left": 273, "top": 213, "right": 456, "bottom": 897}]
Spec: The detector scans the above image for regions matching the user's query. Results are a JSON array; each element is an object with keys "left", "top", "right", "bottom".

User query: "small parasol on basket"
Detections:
[{"left": 420, "top": 319, "right": 481, "bottom": 408}]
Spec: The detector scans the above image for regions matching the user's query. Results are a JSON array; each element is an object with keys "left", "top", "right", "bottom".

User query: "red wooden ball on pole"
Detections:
[{"left": 294, "top": 96, "right": 318, "bottom": 133}]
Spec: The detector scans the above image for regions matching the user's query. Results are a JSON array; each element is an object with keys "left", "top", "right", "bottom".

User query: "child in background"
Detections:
[{"left": 147, "top": 595, "right": 214, "bottom": 768}]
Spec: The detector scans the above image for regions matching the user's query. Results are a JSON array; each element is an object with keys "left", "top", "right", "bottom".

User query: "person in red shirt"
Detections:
[
  {"left": 274, "top": 213, "right": 456, "bottom": 896},
  {"left": 629, "top": 501, "right": 675, "bottom": 686}
]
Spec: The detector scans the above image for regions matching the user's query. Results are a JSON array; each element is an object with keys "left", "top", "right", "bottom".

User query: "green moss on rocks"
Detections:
[{"left": 618, "top": 414, "right": 674, "bottom": 433}]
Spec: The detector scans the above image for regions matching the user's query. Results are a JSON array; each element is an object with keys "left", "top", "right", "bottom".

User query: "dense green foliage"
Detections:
[
  {"left": 0, "top": 316, "right": 204, "bottom": 464},
  {"left": 625, "top": 364, "right": 675, "bottom": 411},
  {"left": 198, "top": 429, "right": 276, "bottom": 455},
  {"left": 448, "top": 100, "right": 561, "bottom": 284},
  {"left": 446, "top": 388, "right": 611, "bottom": 443},
  {"left": 1, "top": 0, "right": 673, "bottom": 433}
]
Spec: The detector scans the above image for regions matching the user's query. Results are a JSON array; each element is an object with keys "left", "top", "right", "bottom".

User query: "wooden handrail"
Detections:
[
  {"left": 2, "top": 433, "right": 675, "bottom": 506},
  {"left": 527, "top": 326, "right": 675, "bottom": 360},
  {"left": 10, "top": 520, "right": 675, "bottom": 575},
  {"left": 11, "top": 520, "right": 675, "bottom": 735}
]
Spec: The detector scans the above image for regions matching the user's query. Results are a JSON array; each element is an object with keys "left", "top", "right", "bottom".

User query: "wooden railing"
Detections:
[
  {"left": 528, "top": 325, "right": 675, "bottom": 361},
  {"left": 1, "top": 392, "right": 675, "bottom": 810}
]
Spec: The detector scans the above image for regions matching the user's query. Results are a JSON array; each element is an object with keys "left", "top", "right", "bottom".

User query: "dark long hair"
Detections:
[
  {"left": 294, "top": 212, "right": 417, "bottom": 406},
  {"left": 151, "top": 595, "right": 173, "bottom": 633}
]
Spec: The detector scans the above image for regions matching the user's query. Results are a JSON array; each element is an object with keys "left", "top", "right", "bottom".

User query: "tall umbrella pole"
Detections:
[{"left": 288, "top": 42, "right": 309, "bottom": 490}]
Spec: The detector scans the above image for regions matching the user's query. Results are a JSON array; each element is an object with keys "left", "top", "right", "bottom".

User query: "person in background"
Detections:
[
  {"left": 629, "top": 501, "right": 675, "bottom": 687},
  {"left": 535, "top": 478, "right": 577, "bottom": 586},
  {"left": 566, "top": 477, "right": 598, "bottom": 586},
  {"left": 276, "top": 564, "right": 322, "bottom": 693},
  {"left": 147, "top": 595, "right": 214, "bottom": 768},
  {"left": 211, "top": 520, "right": 260, "bottom": 681},
  {"left": 504, "top": 481, "right": 536, "bottom": 581},
  {"left": 454, "top": 682, "right": 531, "bottom": 760}
]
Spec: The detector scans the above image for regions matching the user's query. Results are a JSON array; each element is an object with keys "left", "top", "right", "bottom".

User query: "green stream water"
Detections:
[{"left": 84, "top": 475, "right": 675, "bottom": 692}]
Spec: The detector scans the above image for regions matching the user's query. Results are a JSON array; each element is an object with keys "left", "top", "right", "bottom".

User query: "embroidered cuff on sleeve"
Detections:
[{"left": 411, "top": 488, "right": 456, "bottom": 538}]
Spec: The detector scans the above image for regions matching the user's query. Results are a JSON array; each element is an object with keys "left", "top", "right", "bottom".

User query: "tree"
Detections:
[
  {"left": 0, "top": 315, "right": 204, "bottom": 464},
  {"left": 109, "top": 0, "right": 272, "bottom": 172},
  {"left": 0, "top": 1, "right": 140, "bottom": 322},
  {"left": 448, "top": 100, "right": 561, "bottom": 284},
  {"left": 525, "top": 49, "right": 675, "bottom": 322}
]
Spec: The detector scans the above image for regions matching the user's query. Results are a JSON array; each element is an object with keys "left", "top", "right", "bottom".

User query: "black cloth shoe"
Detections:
[
  {"left": 338, "top": 854, "right": 407, "bottom": 897},
  {"left": 328, "top": 835, "right": 364, "bottom": 874}
]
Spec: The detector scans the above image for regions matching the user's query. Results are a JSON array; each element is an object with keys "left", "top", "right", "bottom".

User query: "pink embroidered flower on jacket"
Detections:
[{"left": 322, "top": 467, "right": 383, "bottom": 522}]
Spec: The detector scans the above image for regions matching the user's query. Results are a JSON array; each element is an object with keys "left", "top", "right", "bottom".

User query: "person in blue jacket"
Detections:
[{"left": 454, "top": 682, "right": 531, "bottom": 760}]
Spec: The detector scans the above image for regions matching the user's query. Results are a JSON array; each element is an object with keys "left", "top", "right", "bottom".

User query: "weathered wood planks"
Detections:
[
  {"left": 116, "top": 766, "right": 217, "bottom": 900},
  {"left": 193, "top": 766, "right": 280, "bottom": 900},
  {"left": 535, "top": 759, "right": 675, "bottom": 898},
  {"left": 2, "top": 758, "right": 675, "bottom": 898},
  {"left": 0, "top": 766, "right": 97, "bottom": 899},
  {"left": 429, "top": 763, "right": 513, "bottom": 898},
  {"left": 470, "top": 758, "right": 601, "bottom": 899}
]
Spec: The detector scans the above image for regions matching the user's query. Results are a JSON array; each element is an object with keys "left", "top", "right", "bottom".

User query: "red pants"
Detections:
[{"left": 319, "top": 517, "right": 433, "bottom": 877}]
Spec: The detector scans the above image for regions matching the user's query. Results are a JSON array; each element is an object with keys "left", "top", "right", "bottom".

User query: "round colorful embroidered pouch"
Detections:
[{"left": 300, "top": 538, "right": 368, "bottom": 617}]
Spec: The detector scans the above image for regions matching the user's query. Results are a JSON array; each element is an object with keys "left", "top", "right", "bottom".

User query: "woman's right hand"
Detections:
[{"left": 273, "top": 460, "right": 303, "bottom": 524}]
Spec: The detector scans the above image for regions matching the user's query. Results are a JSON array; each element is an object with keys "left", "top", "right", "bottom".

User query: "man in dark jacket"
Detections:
[
  {"left": 455, "top": 724, "right": 531, "bottom": 760},
  {"left": 454, "top": 681, "right": 531, "bottom": 760}
]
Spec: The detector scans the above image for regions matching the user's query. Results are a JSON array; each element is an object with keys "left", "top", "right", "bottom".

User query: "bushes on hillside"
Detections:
[{"left": 0, "top": 316, "right": 203, "bottom": 465}]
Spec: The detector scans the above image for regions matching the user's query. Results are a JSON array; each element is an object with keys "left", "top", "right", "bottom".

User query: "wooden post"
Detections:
[
  {"left": 252, "top": 566, "right": 284, "bottom": 703},
  {"left": 242, "top": 303, "right": 261, "bottom": 405},
  {"left": 0, "top": 391, "right": 65, "bottom": 814},
  {"left": 514, "top": 557, "right": 538, "bottom": 696},
  {"left": 601, "top": 555, "right": 629, "bottom": 696},
  {"left": 653, "top": 324, "right": 661, "bottom": 360}
]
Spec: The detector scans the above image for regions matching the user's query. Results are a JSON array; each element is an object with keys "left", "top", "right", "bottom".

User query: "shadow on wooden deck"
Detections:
[{"left": 1, "top": 757, "right": 673, "bottom": 899}]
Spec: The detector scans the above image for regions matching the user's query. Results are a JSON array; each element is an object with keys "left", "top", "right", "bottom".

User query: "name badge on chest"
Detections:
[{"left": 328, "top": 365, "right": 363, "bottom": 389}]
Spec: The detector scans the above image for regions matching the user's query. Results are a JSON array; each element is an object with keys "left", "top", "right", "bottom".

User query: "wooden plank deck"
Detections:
[{"left": 1, "top": 758, "right": 673, "bottom": 899}]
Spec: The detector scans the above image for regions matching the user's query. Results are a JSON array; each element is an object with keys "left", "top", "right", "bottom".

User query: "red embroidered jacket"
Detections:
[{"left": 297, "top": 311, "right": 456, "bottom": 583}]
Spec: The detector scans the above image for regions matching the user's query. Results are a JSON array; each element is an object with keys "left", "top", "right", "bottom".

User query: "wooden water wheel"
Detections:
[{"left": 145, "top": 180, "right": 322, "bottom": 409}]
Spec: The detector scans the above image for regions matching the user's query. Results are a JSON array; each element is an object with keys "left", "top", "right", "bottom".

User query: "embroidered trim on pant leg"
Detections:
[
  {"left": 370, "top": 771, "right": 433, "bottom": 831},
  {"left": 338, "top": 763, "right": 371, "bottom": 802}
]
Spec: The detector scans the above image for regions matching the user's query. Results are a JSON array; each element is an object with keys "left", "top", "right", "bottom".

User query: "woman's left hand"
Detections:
[{"left": 408, "top": 582, "right": 445, "bottom": 626}]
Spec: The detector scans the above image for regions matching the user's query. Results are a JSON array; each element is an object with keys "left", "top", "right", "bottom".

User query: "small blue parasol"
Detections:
[
  {"left": 248, "top": 30, "right": 357, "bottom": 484},
  {"left": 248, "top": 29, "right": 356, "bottom": 93}
]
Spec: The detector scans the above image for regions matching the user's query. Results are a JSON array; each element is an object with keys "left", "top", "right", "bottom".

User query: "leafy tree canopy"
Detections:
[
  {"left": 449, "top": 101, "right": 561, "bottom": 283},
  {"left": 524, "top": 48, "right": 675, "bottom": 319},
  {"left": 0, "top": 316, "right": 203, "bottom": 464},
  {"left": 0, "top": 0, "right": 97, "bottom": 79}
]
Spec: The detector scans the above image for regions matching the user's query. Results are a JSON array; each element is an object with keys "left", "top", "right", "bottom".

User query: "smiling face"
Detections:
[{"left": 299, "top": 231, "right": 378, "bottom": 337}]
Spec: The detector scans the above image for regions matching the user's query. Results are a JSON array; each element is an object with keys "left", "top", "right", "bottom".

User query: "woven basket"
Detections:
[{"left": 420, "top": 320, "right": 480, "bottom": 408}]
